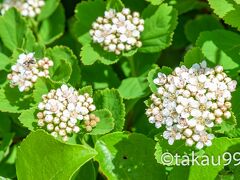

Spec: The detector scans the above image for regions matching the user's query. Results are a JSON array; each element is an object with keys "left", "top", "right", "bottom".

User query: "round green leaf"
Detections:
[
  {"left": 79, "top": 85, "right": 93, "bottom": 96},
  {"left": 87, "top": 109, "right": 114, "bottom": 135},
  {"left": 139, "top": 3, "right": 178, "bottom": 53},
  {"left": 46, "top": 46, "right": 81, "bottom": 84},
  {"left": 184, "top": 15, "right": 223, "bottom": 43},
  {"left": 183, "top": 47, "right": 204, "bottom": 68},
  {"left": 188, "top": 137, "right": 240, "bottom": 180},
  {"left": 118, "top": 77, "right": 150, "bottom": 99},
  {"left": 18, "top": 107, "right": 38, "bottom": 131},
  {"left": 39, "top": 3, "right": 65, "bottom": 45},
  {"left": 81, "top": 63, "right": 120, "bottom": 89},
  {"left": 80, "top": 44, "right": 119, "bottom": 65},
  {"left": 0, "top": 53, "right": 11, "bottom": 71},
  {"left": 95, "top": 132, "right": 166, "bottom": 179},
  {"left": 208, "top": 0, "right": 240, "bottom": 30},
  {"left": 74, "top": 0, "right": 106, "bottom": 45},
  {"left": 0, "top": 8, "right": 27, "bottom": 51},
  {"left": 196, "top": 29, "right": 240, "bottom": 72},
  {"left": 0, "top": 85, "right": 34, "bottom": 113},
  {"left": 16, "top": 130, "right": 97, "bottom": 180},
  {"left": 94, "top": 89, "right": 125, "bottom": 131},
  {"left": 106, "top": 0, "right": 124, "bottom": 11},
  {"left": 46, "top": 46, "right": 81, "bottom": 86},
  {"left": 37, "top": 0, "right": 60, "bottom": 21}
]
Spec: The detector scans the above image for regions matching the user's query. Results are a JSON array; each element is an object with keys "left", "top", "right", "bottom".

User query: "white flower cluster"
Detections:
[
  {"left": 37, "top": 85, "right": 99, "bottom": 141},
  {"left": 7, "top": 53, "right": 53, "bottom": 92},
  {"left": 146, "top": 61, "right": 237, "bottom": 149},
  {"left": 0, "top": 0, "right": 45, "bottom": 17},
  {"left": 89, "top": 8, "right": 144, "bottom": 55}
]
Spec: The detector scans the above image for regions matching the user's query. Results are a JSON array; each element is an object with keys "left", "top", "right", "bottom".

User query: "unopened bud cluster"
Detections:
[
  {"left": 7, "top": 53, "right": 53, "bottom": 92},
  {"left": 146, "top": 61, "right": 237, "bottom": 149},
  {"left": 90, "top": 8, "right": 144, "bottom": 55},
  {"left": 84, "top": 114, "right": 100, "bottom": 132},
  {"left": 0, "top": 0, "right": 45, "bottom": 17},
  {"left": 37, "top": 85, "right": 100, "bottom": 141}
]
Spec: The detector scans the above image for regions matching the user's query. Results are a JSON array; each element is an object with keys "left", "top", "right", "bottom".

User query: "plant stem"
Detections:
[{"left": 128, "top": 56, "right": 137, "bottom": 76}]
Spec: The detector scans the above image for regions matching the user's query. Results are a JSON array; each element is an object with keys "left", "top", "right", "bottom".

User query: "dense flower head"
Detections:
[
  {"left": 37, "top": 84, "right": 100, "bottom": 141},
  {"left": 89, "top": 8, "right": 144, "bottom": 55},
  {"left": 146, "top": 61, "right": 237, "bottom": 149},
  {"left": 7, "top": 53, "right": 53, "bottom": 92},
  {"left": 0, "top": 0, "right": 45, "bottom": 17}
]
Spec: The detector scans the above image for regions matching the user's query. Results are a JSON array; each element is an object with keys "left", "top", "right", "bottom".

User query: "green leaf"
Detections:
[
  {"left": 37, "top": 0, "right": 60, "bottom": 21},
  {"left": 0, "top": 145, "right": 17, "bottom": 178},
  {"left": 0, "top": 133, "right": 14, "bottom": 162},
  {"left": 183, "top": 47, "right": 204, "bottom": 68},
  {"left": 73, "top": 161, "right": 96, "bottom": 180},
  {"left": 81, "top": 63, "right": 120, "bottom": 89},
  {"left": 168, "top": 166, "right": 190, "bottom": 180},
  {"left": 39, "top": 3, "right": 65, "bottom": 44},
  {"left": 121, "top": 52, "right": 160, "bottom": 77},
  {"left": 0, "top": 53, "right": 11, "bottom": 71},
  {"left": 118, "top": 77, "right": 150, "bottom": 99},
  {"left": 196, "top": 30, "right": 240, "bottom": 72},
  {"left": 16, "top": 130, "right": 97, "bottom": 180},
  {"left": 79, "top": 86, "right": 93, "bottom": 96},
  {"left": 0, "top": 9, "right": 27, "bottom": 51},
  {"left": 139, "top": 3, "right": 178, "bottom": 53},
  {"left": 87, "top": 109, "right": 114, "bottom": 135},
  {"left": 147, "top": 66, "right": 160, "bottom": 93},
  {"left": 106, "top": 0, "right": 124, "bottom": 11},
  {"left": 80, "top": 44, "right": 119, "bottom": 65},
  {"left": 0, "top": 85, "right": 34, "bottom": 113},
  {"left": 146, "top": 0, "right": 164, "bottom": 5},
  {"left": 184, "top": 15, "right": 223, "bottom": 43},
  {"left": 94, "top": 89, "right": 125, "bottom": 131},
  {"left": 33, "top": 78, "right": 53, "bottom": 104},
  {"left": 168, "top": 0, "right": 208, "bottom": 15},
  {"left": 147, "top": 66, "right": 172, "bottom": 93},
  {"left": 228, "top": 143, "right": 240, "bottom": 179},
  {"left": 94, "top": 132, "right": 166, "bottom": 179},
  {"left": 32, "top": 78, "right": 62, "bottom": 107},
  {"left": 46, "top": 46, "right": 81, "bottom": 86},
  {"left": 46, "top": 47, "right": 72, "bottom": 83},
  {"left": 22, "top": 29, "right": 44, "bottom": 55},
  {"left": 80, "top": 44, "right": 99, "bottom": 65},
  {"left": 214, "top": 113, "right": 237, "bottom": 135},
  {"left": 231, "top": 87, "right": 240, "bottom": 124},
  {"left": 122, "top": 49, "right": 138, "bottom": 57},
  {"left": 188, "top": 137, "right": 240, "bottom": 180},
  {"left": 18, "top": 107, "right": 38, "bottom": 131},
  {"left": 154, "top": 134, "right": 193, "bottom": 165},
  {"left": 208, "top": 0, "right": 240, "bottom": 30},
  {"left": 74, "top": 0, "right": 106, "bottom": 45}
]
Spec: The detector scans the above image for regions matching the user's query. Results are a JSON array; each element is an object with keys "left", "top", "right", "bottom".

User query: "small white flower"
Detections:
[
  {"left": 0, "top": 0, "right": 45, "bottom": 17},
  {"left": 183, "top": 128, "right": 193, "bottom": 137},
  {"left": 148, "top": 116, "right": 155, "bottom": 124},
  {"left": 186, "top": 138, "right": 194, "bottom": 146},
  {"left": 154, "top": 73, "right": 167, "bottom": 85},
  {"left": 163, "top": 126, "right": 181, "bottom": 145},
  {"left": 90, "top": 8, "right": 144, "bottom": 55},
  {"left": 37, "top": 85, "right": 99, "bottom": 141},
  {"left": 146, "top": 61, "right": 237, "bottom": 148},
  {"left": 191, "top": 109, "right": 202, "bottom": 118},
  {"left": 196, "top": 132, "right": 214, "bottom": 149},
  {"left": 8, "top": 52, "right": 53, "bottom": 92},
  {"left": 108, "top": 44, "right": 116, "bottom": 52}
]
